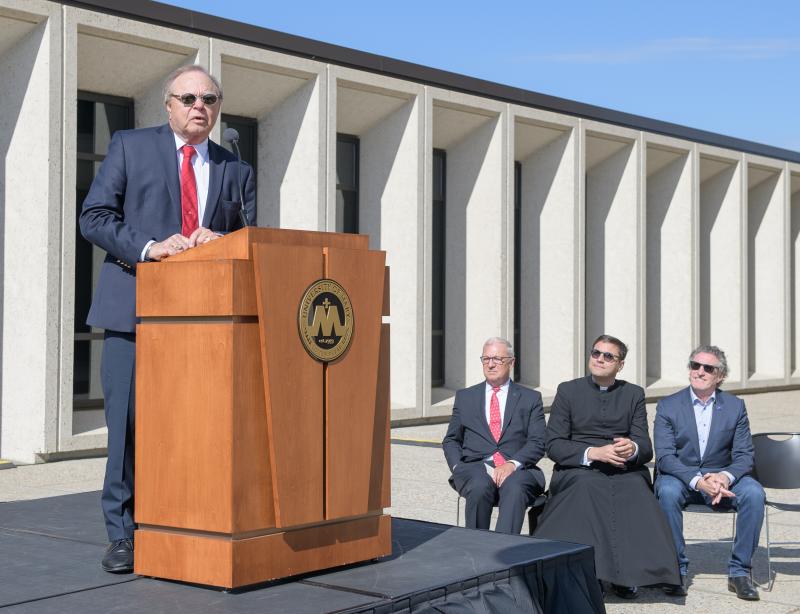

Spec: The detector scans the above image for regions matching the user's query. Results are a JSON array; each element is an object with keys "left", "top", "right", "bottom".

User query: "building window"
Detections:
[
  {"left": 220, "top": 114, "right": 258, "bottom": 176},
  {"left": 432, "top": 149, "right": 446, "bottom": 387},
  {"left": 336, "top": 134, "right": 359, "bottom": 234},
  {"left": 75, "top": 92, "right": 134, "bottom": 407},
  {"left": 513, "top": 161, "right": 521, "bottom": 381}
]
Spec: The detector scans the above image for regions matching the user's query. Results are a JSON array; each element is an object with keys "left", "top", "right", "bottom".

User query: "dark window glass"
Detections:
[
  {"left": 220, "top": 114, "right": 257, "bottom": 177},
  {"left": 336, "top": 134, "right": 359, "bottom": 234},
  {"left": 74, "top": 93, "right": 133, "bottom": 405},
  {"left": 432, "top": 149, "right": 446, "bottom": 387},
  {"left": 514, "top": 161, "right": 521, "bottom": 381}
]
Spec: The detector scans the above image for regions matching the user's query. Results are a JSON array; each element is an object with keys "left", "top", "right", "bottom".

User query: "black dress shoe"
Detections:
[
  {"left": 663, "top": 574, "right": 688, "bottom": 596},
  {"left": 610, "top": 584, "right": 638, "bottom": 599},
  {"left": 101, "top": 538, "right": 134, "bottom": 573},
  {"left": 728, "top": 575, "right": 759, "bottom": 601}
]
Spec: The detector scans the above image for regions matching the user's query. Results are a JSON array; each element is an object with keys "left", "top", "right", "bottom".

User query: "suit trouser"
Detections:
[
  {"left": 450, "top": 461, "right": 542, "bottom": 534},
  {"left": 100, "top": 331, "right": 136, "bottom": 542},
  {"left": 655, "top": 474, "right": 765, "bottom": 577}
]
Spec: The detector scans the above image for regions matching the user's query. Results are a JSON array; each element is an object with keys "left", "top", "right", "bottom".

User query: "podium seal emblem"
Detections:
[{"left": 298, "top": 279, "right": 354, "bottom": 362}]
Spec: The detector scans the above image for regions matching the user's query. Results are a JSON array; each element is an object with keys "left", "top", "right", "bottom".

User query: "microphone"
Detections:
[{"left": 223, "top": 127, "right": 250, "bottom": 229}]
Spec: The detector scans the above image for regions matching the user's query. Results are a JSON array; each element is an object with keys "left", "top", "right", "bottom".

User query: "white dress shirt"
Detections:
[
  {"left": 140, "top": 134, "right": 211, "bottom": 261},
  {"left": 688, "top": 388, "right": 735, "bottom": 490}
]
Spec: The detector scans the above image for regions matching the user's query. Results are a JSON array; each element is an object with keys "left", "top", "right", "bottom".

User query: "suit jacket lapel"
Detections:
[
  {"left": 157, "top": 124, "right": 181, "bottom": 225},
  {"left": 203, "top": 140, "right": 226, "bottom": 227},
  {"left": 681, "top": 388, "right": 703, "bottom": 462},
  {"left": 502, "top": 383, "right": 521, "bottom": 435},
  {"left": 472, "top": 384, "right": 494, "bottom": 443}
]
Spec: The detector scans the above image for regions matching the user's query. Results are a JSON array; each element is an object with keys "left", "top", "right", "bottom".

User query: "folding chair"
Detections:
[{"left": 752, "top": 432, "right": 800, "bottom": 591}]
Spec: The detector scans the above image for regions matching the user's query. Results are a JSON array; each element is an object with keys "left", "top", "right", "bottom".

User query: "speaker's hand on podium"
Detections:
[
  {"left": 188, "top": 226, "right": 222, "bottom": 247},
  {"left": 147, "top": 233, "right": 191, "bottom": 261}
]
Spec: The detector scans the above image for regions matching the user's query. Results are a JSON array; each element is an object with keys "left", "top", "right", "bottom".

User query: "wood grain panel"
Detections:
[
  {"left": 374, "top": 324, "right": 391, "bottom": 509},
  {"left": 324, "top": 248, "right": 388, "bottom": 519},
  {"left": 134, "top": 515, "right": 391, "bottom": 589},
  {"left": 169, "top": 227, "right": 369, "bottom": 263},
  {"left": 136, "top": 322, "right": 245, "bottom": 532},
  {"left": 137, "top": 260, "right": 256, "bottom": 317},
  {"left": 232, "top": 515, "right": 391, "bottom": 587},
  {"left": 231, "top": 323, "right": 275, "bottom": 531},
  {"left": 135, "top": 528, "right": 234, "bottom": 588},
  {"left": 252, "top": 243, "right": 324, "bottom": 527}
]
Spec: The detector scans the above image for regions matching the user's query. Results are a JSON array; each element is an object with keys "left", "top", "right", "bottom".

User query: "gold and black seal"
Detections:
[{"left": 298, "top": 279, "right": 354, "bottom": 362}]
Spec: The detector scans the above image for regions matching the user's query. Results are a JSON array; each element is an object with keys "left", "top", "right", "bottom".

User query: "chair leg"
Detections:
[{"left": 766, "top": 505, "right": 774, "bottom": 591}]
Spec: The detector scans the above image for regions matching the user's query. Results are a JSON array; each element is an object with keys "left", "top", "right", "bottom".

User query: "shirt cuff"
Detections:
[
  {"left": 581, "top": 448, "right": 592, "bottom": 466},
  {"left": 510, "top": 460, "right": 521, "bottom": 470},
  {"left": 722, "top": 471, "right": 735, "bottom": 486},
  {"left": 690, "top": 475, "right": 702, "bottom": 490},
  {"left": 627, "top": 441, "right": 639, "bottom": 461},
  {"left": 140, "top": 239, "right": 156, "bottom": 262}
]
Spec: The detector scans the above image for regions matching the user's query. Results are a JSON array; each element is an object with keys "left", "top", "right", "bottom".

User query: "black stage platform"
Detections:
[{"left": 0, "top": 492, "right": 604, "bottom": 613}]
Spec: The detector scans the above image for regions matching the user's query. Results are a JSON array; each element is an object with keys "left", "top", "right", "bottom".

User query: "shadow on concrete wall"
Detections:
[
  {"left": 360, "top": 99, "right": 415, "bottom": 250},
  {"left": 445, "top": 116, "right": 498, "bottom": 391},
  {"left": 584, "top": 143, "right": 634, "bottom": 346},
  {"left": 699, "top": 164, "right": 735, "bottom": 346},
  {"left": 646, "top": 154, "right": 687, "bottom": 383},
  {"left": 520, "top": 132, "right": 570, "bottom": 387},
  {"left": 747, "top": 172, "right": 780, "bottom": 377}
]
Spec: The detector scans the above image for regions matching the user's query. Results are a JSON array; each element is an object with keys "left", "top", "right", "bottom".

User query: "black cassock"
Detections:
[{"left": 535, "top": 376, "right": 680, "bottom": 587}]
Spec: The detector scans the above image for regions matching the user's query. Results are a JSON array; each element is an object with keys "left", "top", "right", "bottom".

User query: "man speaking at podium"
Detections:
[
  {"left": 79, "top": 64, "right": 256, "bottom": 573},
  {"left": 443, "top": 337, "right": 546, "bottom": 534}
]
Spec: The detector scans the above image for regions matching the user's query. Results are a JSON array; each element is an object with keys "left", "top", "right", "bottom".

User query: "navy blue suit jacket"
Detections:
[
  {"left": 442, "top": 382, "right": 546, "bottom": 489},
  {"left": 654, "top": 387, "right": 755, "bottom": 487},
  {"left": 79, "top": 123, "right": 256, "bottom": 333}
]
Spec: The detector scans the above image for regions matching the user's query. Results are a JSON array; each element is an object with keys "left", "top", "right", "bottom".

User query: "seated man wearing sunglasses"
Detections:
[
  {"left": 654, "top": 345, "right": 765, "bottom": 601},
  {"left": 535, "top": 334, "right": 680, "bottom": 599},
  {"left": 80, "top": 64, "right": 256, "bottom": 574}
]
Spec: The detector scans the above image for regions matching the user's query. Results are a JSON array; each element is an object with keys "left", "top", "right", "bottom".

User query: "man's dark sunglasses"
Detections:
[
  {"left": 170, "top": 93, "right": 220, "bottom": 107},
  {"left": 689, "top": 361, "right": 719, "bottom": 374},
  {"left": 590, "top": 349, "right": 619, "bottom": 362}
]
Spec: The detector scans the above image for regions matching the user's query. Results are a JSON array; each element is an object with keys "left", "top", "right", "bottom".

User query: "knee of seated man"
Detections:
[
  {"left": 655, "top": 475, "right": 685, "bottom": 502},
  {"left": 735, "top": 477, "right": 765, "bottom": 505},
  {"left": 463, "top": 471, "right": 496, "bottom": 498}
]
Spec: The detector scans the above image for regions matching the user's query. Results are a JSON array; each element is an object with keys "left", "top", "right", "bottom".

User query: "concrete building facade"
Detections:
[{"left": 2, "top": 0, "right": 799, "bottom": 464}]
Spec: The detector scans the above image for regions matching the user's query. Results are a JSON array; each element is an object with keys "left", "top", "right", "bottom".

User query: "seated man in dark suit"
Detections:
[
  {"left": 442, "top": 337, "right": 546, "bottom": 534},
  {"left": 655, "top": 345, "right": 765, "bottom": 601}
]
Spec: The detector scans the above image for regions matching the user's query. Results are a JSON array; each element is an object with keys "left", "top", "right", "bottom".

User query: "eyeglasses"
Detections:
[
  {"left": 590, "top": 349, "right": 619, "bottom": 362},
  {"left": 689, "top": 361, "right": 719, "bottom": 374},
  {"left": 169, "top": 92, "right": 221, "bottom": 107},
  {"left": 480, "top": 356, "right": 513, "bottom": 365}
]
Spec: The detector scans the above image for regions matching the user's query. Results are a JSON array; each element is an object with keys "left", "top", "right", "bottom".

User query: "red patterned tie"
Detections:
[
  {"left": 180, "top": 145, "right": 199, "bottom": 236},
  {"left": 489, "top": 386, "right": 505, "bottom": 466}
]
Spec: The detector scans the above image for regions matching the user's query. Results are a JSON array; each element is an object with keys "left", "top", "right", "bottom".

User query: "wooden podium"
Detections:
[{"left": 132, "top": 228, "right": 391, "bottom": 588}]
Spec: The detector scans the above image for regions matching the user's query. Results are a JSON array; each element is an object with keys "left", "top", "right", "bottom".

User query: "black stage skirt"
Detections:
[{"left": 535, "top": 465, "right": 680, "bottom": 587}]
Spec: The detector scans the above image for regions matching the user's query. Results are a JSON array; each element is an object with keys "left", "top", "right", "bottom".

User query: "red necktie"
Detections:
[
  {"left": 489, "top": 386, "right": 505, "bottom": 466},
  {"left": 180, "top": 145, "right": 199, "bottom": 236}
]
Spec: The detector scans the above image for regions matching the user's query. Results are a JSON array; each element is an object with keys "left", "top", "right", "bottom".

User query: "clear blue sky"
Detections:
[{"left": 166, "top": 0, "right": 799, "bottom": 152}]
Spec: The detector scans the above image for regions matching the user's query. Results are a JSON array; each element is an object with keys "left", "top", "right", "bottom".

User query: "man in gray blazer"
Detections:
[
  {"left": 442, "top": 337, "right": 546, "bottom": 534},
  {"left": 654, "top": 345, "right": 765, "bottom": 600}
]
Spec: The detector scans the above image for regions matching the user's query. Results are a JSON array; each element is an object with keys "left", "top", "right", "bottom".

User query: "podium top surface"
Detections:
[{"left": 167, "top": 227, "right": 370, "bottom": 262}]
